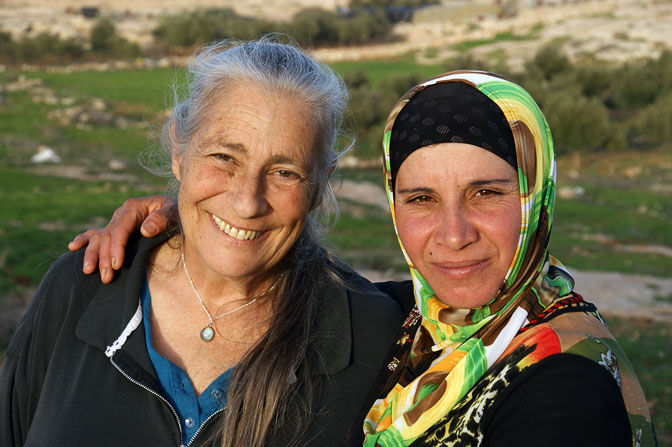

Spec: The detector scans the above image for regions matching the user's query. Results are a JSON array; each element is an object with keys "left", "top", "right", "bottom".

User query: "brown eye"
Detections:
[
  {"left": 276, "top": 170, "right": 299, "bottom": 179},
  {"left": 409, "top": 195, "right": 432, "bottom": 203},
  {"left": 475, "top": 189, "right": 497, "bottom": 197},
  {"left": 212, "top": 153, "right": 233, "bottom": 163},
  {"left": 270, "top": 168, "right": 304, "bottom": 186}
]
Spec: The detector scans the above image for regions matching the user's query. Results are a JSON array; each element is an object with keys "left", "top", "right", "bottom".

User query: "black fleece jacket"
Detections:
[{"left": 0, "top": 233, "right": 402, "bottom": 447}]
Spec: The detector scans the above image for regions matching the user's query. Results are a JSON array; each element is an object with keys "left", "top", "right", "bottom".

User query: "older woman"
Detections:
[
  {"left": 0, "top": 39, "right": 402, "bottom": 447},
  {"left": 63, "top": 72, "right": 656, "bottom": 446}
]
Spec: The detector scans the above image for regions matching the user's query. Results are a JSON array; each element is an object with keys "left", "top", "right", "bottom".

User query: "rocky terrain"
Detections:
[{"left": 1, "top": 0, "right": 671, "bottom": 70}]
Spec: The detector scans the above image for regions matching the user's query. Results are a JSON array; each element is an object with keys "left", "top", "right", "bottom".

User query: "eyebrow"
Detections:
[
  {"left": 198, "top": 138, "right": 307, "bottom": 168},
  {"left": 468, "top": 178, "right": 518, "bottom": 187},
  {"left": 397, "top": 186, "right": 435, "bottom": 195},
  {"left": 396, "top": 179, "right": 517, "bottom": 195},
  {"left": 198, "top": 138, "right": 247, "bottom": 153},
  {"left": 270, "top": 154, "right": 304, "bottom": 166}
]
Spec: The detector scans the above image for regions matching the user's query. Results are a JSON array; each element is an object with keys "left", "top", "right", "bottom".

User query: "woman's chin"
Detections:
[{"left": 427, "top": 279, "right": 500, "bottom": 309}]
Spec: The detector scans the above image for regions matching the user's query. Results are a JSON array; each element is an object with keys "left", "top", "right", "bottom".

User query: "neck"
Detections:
[{"left": 152, "top": 237, "right": 284, "bottom": 310}]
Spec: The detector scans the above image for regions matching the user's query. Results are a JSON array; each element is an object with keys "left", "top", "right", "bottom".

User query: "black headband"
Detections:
[{"left": 389, "top": 82, "right": 517, "bottom": 190}]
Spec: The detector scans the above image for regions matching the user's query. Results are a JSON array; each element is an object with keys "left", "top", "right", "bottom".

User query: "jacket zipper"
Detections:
[
  {"left": 110, "top": 356, "right": 186, "bottom": 446},
  {"left": 110, "top": 356, "right": 226, "bottom": 447},
  {"left": 186, "top": 407, "right": 227, "bottom": 446}
]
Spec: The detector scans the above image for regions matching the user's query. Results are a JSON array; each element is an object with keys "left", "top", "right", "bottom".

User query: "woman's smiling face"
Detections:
[
  {"left": 394, "top": 143, "right": 521, "bottom": 309},
  {"left": 172, "top": 82, "right": 320, "bottom": 284}
]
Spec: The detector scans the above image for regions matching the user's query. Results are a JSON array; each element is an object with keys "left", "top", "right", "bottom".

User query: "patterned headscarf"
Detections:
[
  {"left": 363, "top": 71, "right": 575, "bottom": 445},
  {"left": 388, "top": 81, "right": 518, "bottom": 189}
]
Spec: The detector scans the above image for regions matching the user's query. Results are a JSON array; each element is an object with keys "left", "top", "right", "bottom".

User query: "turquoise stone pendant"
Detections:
[{"left": 200, "top": 326, "right": 215, "bottom": 341}]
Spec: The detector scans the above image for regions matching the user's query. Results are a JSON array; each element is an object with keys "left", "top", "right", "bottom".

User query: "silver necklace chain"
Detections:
[{"left": 180, "top": 251, "right": 285, "bottom": 341}]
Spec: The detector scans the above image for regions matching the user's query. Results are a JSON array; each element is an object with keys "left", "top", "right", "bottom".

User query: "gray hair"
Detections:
[
  {"left": 144, "top": 37, "right": 357, "bottom": 447},
  {"left": 147, "top": 36, "right": 350, "bottom": 237}
]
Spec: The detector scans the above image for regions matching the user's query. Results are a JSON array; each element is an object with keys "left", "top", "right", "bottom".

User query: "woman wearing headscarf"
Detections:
[
  {"left": 62, "top": 71, "right": 656, "bottom": 446},
  {"left": 363, "top": 70, "right": 656, "bottom": 446}
]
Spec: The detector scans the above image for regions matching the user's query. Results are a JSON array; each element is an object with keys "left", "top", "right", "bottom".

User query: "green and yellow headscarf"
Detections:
[{"left": 363, "top": 71, "right": 575, "bottom": 446}]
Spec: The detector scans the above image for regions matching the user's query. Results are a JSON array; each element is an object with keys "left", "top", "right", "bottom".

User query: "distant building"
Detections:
[{"left": 80, "top": 7, "right": 100, "bottom": 19}]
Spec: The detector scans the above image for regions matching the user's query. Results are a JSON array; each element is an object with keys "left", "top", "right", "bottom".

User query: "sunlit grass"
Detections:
[
  {"left": 330, "top": 54, "right": 443, "bottom": 86},
  {"left": 0, "top": 168, "right": 162, "bottom": 293}
]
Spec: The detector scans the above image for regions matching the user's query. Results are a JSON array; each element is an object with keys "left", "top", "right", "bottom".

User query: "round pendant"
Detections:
[{"left": 200, "top": 326, "right": 214, "bottom": 341}]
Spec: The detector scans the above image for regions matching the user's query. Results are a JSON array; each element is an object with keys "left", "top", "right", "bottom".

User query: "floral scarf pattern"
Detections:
[{"left": 362, "top": 72, "right": 653, "bottom": 446}]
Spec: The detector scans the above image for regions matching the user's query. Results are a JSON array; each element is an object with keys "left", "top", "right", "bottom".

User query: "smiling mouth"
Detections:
[
  {"left": 433, "top": 259, "right": 488, "bottom": 278},
  {"left": 212, "top": 214, "right": 265, "bottom": 241}
]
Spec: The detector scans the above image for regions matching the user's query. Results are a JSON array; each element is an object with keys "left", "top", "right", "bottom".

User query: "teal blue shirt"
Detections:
[{"left": 141, "top": 278, "right": 232, "bottom": 444}]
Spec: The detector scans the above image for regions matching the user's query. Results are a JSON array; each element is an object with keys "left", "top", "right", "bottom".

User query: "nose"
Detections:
[
  {"left": 227, "top": 171, "right": 269, "bottom": 218},
  {"left": 434, "top": 202, "right": 478, "bottom": 250}
]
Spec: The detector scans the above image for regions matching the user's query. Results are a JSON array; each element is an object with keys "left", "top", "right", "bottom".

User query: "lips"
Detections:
[
  {"left": 432, "top": 259, "right": 489, "bottom": 278},
  {"left": 212, "top": 214, "right": 265, "bottom": 241}
]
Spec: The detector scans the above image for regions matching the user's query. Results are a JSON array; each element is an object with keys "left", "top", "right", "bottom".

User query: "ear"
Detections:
[{"left": 170, "top": 120, "right": 182, "bottom": 182}]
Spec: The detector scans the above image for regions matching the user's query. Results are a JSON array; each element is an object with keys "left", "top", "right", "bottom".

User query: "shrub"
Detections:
[
  {"left": 90, "top": 18, "right": 141, "bottom": 59},
  {"left": 0, "top": 30, "right": 16, "bottom": 62},
  {"left": 153, "top": 7, "right": 392, "bottom": 49},
  {"left": 610, "top": 64, "right": 657, "bottom": 110},
  {"left": 343, "top": 70, "right": 371, "bottom": 89},
  {"left": 286, "top": 9, "right": 339, "bottom": 46},
  {"left": 377, "top": 72, "right": 425, "bottom": 99},
  {"left": 524, "top": 41, "right": 571, "bottom": 81},
  {"left": 288, "top": 7, "right": 391, "bottom": 47},
  {"left": 344, "top": 72, "right": 427, "bottom": 159},
  {"left": 3, "top": 31, "right": 85, "bottom": 64},
  {"left": 445, "top": 53, "right": 491, "bottom": 73},
  {"left": 152, "top": 9, "right": 274, "bottom": 47},
  {"left": 54, "top": 37, "right": 86, "bottom": 60},
  {"left": 572, "top": 63, "right": 615, "bottom": 99},
  {"left": 350, "top": 0, "right": 440, "bottom": 10},
  {"left": 610, "top": 51, "right": 672, "bottom": 110},
  {"left": 90, "top": 18, "right": 116, "bottom": 52},
  {"left": 152, "top": 13, "right": 213, "bottom": 47},
  {"left": 542, "top": 90, "right": 612, "bottom": 153},
  {"left": 348, "top": 86, "right": 389, "bottom": 130},
  {"left": 636, "top": 93, "right": 672, "bottom": 144},
  {"left": 335, "top": 11, "right": 382, "bottom": 45}
]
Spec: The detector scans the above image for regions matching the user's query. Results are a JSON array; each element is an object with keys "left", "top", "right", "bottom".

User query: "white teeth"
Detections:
[{"left": 212, "top": 214, "right": 262, "bottom": 241}]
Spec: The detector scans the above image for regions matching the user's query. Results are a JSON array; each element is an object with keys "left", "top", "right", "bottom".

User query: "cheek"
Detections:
[
  {"left": 270, "top": 187, "right": 311, "bottom": 228},
  {"left": 395, "top": 209, "right": 429, "bottom": 258},
  {"left": 498, "top": 206, "right": 522, "bottom": 261}
]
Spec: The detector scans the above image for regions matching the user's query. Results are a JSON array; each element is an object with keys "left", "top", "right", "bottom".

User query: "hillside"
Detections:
[{"left": 1, "top": 0, "right": 671, "bottom": 68}]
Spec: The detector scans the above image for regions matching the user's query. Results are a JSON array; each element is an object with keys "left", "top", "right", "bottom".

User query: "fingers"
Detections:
[
  {"left": 68, "top": 230, "right": 94, "bottom": 252},
  {"left": 68, "top": 229, "right": 102, "bottom": 275},
  {"left": 101, "top": 200, "right": 145, "bottom": 275},
  {"left": 105, "top": 196, "right": 177, "bottom": 276},
  {"left": 139, "top": 199, "right": 177, "bottom": 238},
  {"left": 97, "top": 227, "right": 115, "bottom": 284},
  {"left": 67, "top": 195, "right": 176, "bottom": 283}
]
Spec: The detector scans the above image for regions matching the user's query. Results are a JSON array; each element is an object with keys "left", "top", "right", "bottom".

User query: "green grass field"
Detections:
[{"left": 1, "top": 62, "right": 671, "bottom": 444}]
